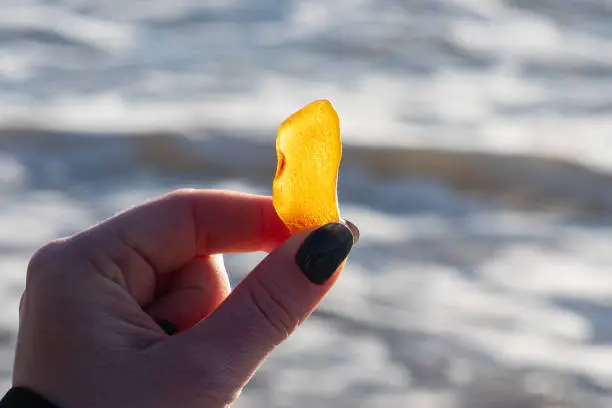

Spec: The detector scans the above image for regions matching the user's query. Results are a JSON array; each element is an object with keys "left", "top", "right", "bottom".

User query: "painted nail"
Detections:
[
  {"left": 296, "top": 223, "right": 354, "bottom": 285},
  {"left": 157, "top": 319, "right": 179, "bottom": 336}
]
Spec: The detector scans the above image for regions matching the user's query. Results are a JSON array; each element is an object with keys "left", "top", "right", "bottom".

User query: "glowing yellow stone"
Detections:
[{"left": 272, "top": 100, "right": 342, "bottom": 234}]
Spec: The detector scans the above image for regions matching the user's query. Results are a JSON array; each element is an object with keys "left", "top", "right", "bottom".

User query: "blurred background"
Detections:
[{"left": 1, "top": 0, "right": 612, "bottom": 406}]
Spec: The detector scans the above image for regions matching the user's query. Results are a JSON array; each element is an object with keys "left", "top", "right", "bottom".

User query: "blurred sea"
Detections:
[{"left": 2, "top": 0, "right": 612, "bottom": 406}]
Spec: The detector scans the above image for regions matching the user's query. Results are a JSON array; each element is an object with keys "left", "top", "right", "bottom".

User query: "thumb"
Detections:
[{"left": 174, "top": 222, "right": 355, "bottom": 399}]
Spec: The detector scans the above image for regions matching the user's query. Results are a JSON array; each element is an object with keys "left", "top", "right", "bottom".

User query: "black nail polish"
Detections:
[
  {"left": 296, "top": 223, "right": 354, "bottom": 285},
  {"left": 157, "top": 319, "right": 179, "bottom": 336},
  {"left": 343, "top": 219, "right": 360, "bottom": 244}
]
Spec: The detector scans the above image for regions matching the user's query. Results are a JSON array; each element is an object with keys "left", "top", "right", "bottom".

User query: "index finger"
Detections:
[{"left": 73, "top": 189, "right": 291, "bottom": 276}]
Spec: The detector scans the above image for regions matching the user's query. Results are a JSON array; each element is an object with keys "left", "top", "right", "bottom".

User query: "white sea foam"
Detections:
[{"left": 0, "top": 0, "right": 611, "bottom": 173}]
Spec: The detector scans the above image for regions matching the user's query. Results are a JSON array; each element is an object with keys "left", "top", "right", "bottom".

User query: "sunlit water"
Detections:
[{"left": 1, "top": 0, "right": 612, "bottom": 406}]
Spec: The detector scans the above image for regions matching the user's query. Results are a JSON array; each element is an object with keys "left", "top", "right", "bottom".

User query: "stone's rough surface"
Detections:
[{"left": 272, "top": 99, "right": 342, "bottom": 234}]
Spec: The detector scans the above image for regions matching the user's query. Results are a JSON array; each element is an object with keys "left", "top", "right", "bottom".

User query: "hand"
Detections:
[{"left": 12, "top": 189, "right": 357, "bottom": 408}]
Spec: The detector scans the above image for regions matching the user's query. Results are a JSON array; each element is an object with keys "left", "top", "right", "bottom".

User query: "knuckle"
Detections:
[
  {"left": 26, "top": 238, "right": 69, "bottom": 283},
  {"left": 165, "top": 188, "right": 198, "bottom": 204},
  {"left": 248, "top": 279, "right": 300, "bottom": 344},
  {"left": 163, "top": 189, "right": 198, "bottom": 221}
]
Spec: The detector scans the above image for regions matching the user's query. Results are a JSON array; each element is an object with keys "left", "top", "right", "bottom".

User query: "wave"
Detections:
[
  {"left": 0, "top": 5, "right": 134, "bottom": 53},
  {"left": 3, "top": 128, "right": 612, "bottom": 217}
]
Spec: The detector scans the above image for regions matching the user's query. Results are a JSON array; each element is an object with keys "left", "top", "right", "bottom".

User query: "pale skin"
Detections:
[{"left": 13, "top": 189, "right": 350, "bottom": 408}]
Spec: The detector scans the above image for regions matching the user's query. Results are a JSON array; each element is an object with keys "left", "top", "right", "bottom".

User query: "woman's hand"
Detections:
[{"left": 11, "top": 189, "right": 356, "bottom": 408}]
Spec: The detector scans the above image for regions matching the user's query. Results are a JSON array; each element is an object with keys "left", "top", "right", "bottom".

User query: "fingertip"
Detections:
[
  {"left": 341, "top": 219, "right": 360, "bottom": 244},
  {"left": 257, "top": 198, "right": 292, "bottom": 252},
  {"left": 295, "top": 223, "right": 353, "bottom": 285}
]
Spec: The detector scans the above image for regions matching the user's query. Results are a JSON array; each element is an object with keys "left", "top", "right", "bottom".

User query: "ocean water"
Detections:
[{"left": 2, "top": 0, "right": 612, "bottom": 406}]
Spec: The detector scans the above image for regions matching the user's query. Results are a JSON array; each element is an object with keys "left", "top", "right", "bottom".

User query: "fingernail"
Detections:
[
  {"left": 157, "top": 319, "right": 179, "bottom": 336},
  {"left": 342, "top": 219, "right": 360, "bottom": 244},
  {"left": 296, "top": 223, "right": 354, "bottom": 285}
]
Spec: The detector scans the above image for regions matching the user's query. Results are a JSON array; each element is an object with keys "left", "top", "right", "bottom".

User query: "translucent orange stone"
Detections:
[{"left": 272, "top": 99, "right": 342, "bottom": 234}]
